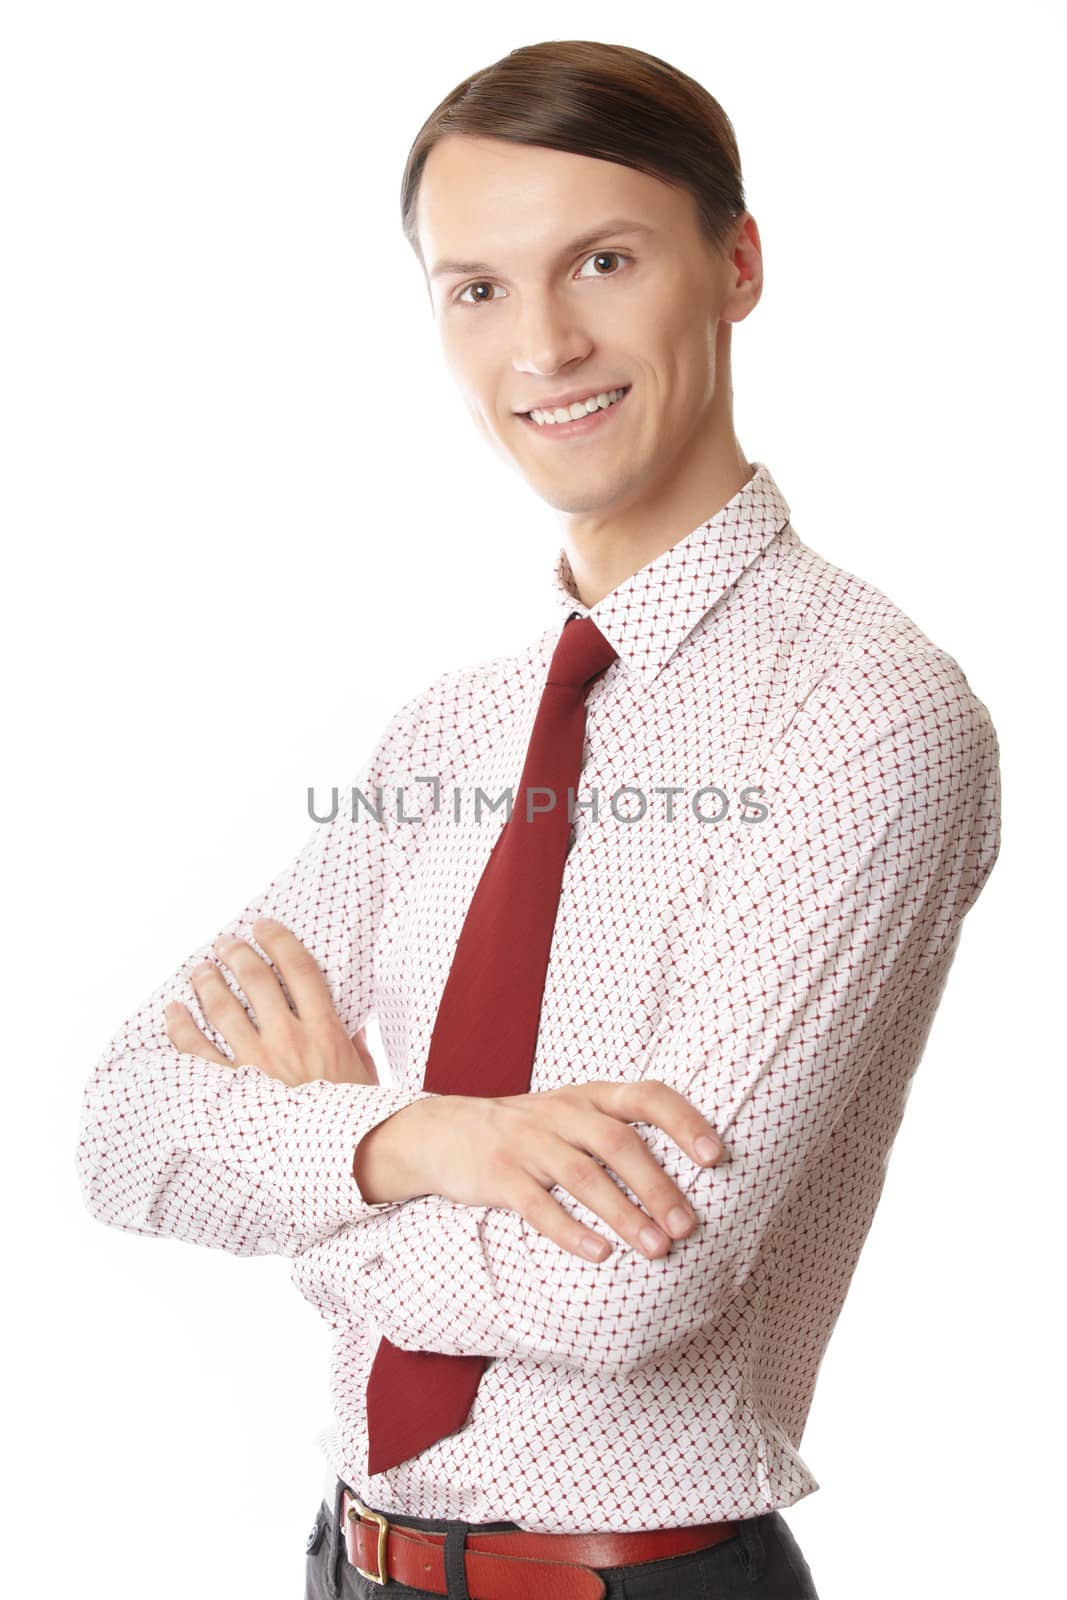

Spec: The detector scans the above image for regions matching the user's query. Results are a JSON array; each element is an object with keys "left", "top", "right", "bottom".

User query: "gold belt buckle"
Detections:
[{"left": 346, "top": 1492, "right": 390, "bottom": 1585}]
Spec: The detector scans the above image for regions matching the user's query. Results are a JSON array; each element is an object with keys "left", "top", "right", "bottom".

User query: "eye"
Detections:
[
  {"left": 456, "top": 281, "right": 503, "bottom": 307},
  {"left": 575, "top": 249, "right": 631, "bottom": 279},
  {"left": 452, "top": 249, "right": 632, "bottom": 308}
]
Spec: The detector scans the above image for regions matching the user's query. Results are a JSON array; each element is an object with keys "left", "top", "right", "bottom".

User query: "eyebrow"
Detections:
[{"left": 428, "top": 217, "right": 656, "bottom": 281}]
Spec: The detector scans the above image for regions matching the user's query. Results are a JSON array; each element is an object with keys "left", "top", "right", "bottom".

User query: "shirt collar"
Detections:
[{"left": 547, "top": 461, "right": 791, "bottom": 689}]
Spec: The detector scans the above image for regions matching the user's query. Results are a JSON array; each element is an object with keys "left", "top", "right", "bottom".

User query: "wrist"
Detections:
[{"left": 352, "top": 1095, "right": 438, "bottom": 1204}]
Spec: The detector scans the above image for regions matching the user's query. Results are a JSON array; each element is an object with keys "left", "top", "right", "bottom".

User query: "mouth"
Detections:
[{"left": 516, "top": 385, "right": 632, "bottom": 439}]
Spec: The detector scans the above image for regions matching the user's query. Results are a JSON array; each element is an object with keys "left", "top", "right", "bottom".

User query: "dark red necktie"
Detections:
[{"left": 364, "top": 611, "right": 618, "bottom": 1475}]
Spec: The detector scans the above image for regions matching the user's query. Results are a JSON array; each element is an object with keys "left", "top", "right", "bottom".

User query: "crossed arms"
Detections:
[{"left": 75, "top": 648, "right": 1000, "bottom": 1380}]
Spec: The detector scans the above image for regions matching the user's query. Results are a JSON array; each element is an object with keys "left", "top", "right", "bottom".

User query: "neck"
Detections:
[{"left": 560, "top": 422, "right": 754, "bottom": 610}]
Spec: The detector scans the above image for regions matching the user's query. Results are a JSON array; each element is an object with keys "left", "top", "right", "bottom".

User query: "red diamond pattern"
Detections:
[{"left": 75, "top": 463, "right": 1001, "bottom": 1534}]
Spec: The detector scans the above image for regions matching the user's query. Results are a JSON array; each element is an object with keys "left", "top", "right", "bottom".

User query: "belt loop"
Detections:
[
  {"left": 736, "top": 1512, "right": 768, "bottom": 1582},
  {"left": 441, "top": 1519, "right": 472, "bottom": 1600}
]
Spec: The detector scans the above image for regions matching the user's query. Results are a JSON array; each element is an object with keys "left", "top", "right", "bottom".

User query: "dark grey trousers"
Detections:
[{"left": 304, "top": 1477, "right": 820, "bottom": 1599}]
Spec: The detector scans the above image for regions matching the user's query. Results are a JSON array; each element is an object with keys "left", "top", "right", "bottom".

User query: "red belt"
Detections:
[{"left": 342, "top": 1489, "right": 740, "bottom": 1599}]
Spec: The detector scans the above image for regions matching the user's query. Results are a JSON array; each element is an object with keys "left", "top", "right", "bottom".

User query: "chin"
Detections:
[{"left": 524, "top": 471, "right": 628, "bottom": 518}]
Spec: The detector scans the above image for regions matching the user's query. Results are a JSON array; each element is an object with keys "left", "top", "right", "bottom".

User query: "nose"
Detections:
[{"left": 512, "top": 297, "right": 591, "bottom": 380}]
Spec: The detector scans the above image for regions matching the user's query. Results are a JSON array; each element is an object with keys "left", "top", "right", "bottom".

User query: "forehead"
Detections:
[{"left": 416, "top": 135, "right": 689, "bottom": 275}]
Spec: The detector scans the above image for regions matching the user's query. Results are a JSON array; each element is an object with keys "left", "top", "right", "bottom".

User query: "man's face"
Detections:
[{"left": 416, "top": 134, "right": 759, "bottom": 517}]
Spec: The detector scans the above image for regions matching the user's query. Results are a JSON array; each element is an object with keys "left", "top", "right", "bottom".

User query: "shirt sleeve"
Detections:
[
  {"left": 291, "top": 646, "right": 1002, "bottom": 1374},
  {"left": 74, "top": 688, "right": 443, "bottom": 1260}
]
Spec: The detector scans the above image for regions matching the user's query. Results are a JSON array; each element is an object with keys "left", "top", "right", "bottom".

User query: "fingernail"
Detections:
[{"left": 695, "top": 1135, "right": 721, "bottom": 1163}]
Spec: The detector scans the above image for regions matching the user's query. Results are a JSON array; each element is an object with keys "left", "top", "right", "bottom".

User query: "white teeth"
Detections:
[{"left": 528, "top": 387, "right": 627, "bottom": 426}]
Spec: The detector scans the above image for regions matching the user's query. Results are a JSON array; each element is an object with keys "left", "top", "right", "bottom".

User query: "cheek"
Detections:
[
  {"left": 469, "top": 398, "right": 501, "bottom": 437},
  {"left": 656, "top": 337, "right": 715, "bottom": 413},
  {"left": 436, "top": 317, "right": 476, "bottom": 374},
  {"left": 440, "top": 335, "right": 501, "bottom": 416},
  {"left": 635, "top": 280, "right": 718, "bottom": 391}
]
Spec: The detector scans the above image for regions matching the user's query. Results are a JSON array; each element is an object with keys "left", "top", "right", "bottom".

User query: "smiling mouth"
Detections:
[{"left": 518, "top": 385, "right": 631, "bottom": 428}]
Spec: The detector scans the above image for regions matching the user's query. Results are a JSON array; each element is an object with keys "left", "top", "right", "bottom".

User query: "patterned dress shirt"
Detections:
[{"left": 75, "top": 461, "right": 1001, "bottom": 1533}]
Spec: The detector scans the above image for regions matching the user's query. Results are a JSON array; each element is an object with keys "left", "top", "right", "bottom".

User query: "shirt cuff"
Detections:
[{"left": 210, "top": 1065, "right": 441, "bottom": 1243}]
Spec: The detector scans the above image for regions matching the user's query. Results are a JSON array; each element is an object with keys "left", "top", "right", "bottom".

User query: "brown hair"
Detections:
[{"left": 400, "top": 39, "right": 747, "bottom": 268}]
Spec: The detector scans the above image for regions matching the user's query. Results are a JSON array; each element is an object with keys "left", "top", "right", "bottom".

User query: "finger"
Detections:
[
  {"left": 544, "top": 1131, "right": 679, "bottom": 1258},
  {"left": 189, "top": 961, "right": 267, "bottom": 1060},
  {"left": 580, "top": 1096, "right": 712, "bottom": 1246},
  {"left": 510, "top": 1173, "right": 616, "bottom": 1263},
  {"left": 250, "top": 918, "right": 339, "bottom": 1027},
  {"left": 602, "top": 1078, "right": 725, "bottom": 1166},
  {"left": 164, "top": 1000, "right": 235, "bottom": 1066},
  {"left": 211, "top": 937, "right": 295, "bottom": 1031}
]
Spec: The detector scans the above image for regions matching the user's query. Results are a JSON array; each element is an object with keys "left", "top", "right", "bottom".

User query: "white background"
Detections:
[{"left": 4, "top": 3, "right": 1061, "bottom": 1596}]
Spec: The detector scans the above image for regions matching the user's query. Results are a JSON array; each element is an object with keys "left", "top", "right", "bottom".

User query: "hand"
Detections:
[
  {"left": 422, "top": 1081, "right": 727, "bottom": 1263},
  {"left": 163, "top": 916, "right": 379, "bottom": 1086}
]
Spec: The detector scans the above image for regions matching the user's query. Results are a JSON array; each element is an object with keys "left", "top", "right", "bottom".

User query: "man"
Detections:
[{"left": 76, "top": 39, "right": 1001, "bottom": 1600}]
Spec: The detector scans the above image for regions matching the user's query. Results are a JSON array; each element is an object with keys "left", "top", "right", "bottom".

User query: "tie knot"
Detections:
[{"left": 546, "top": 613, "right": 618, "bottom": 690}]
